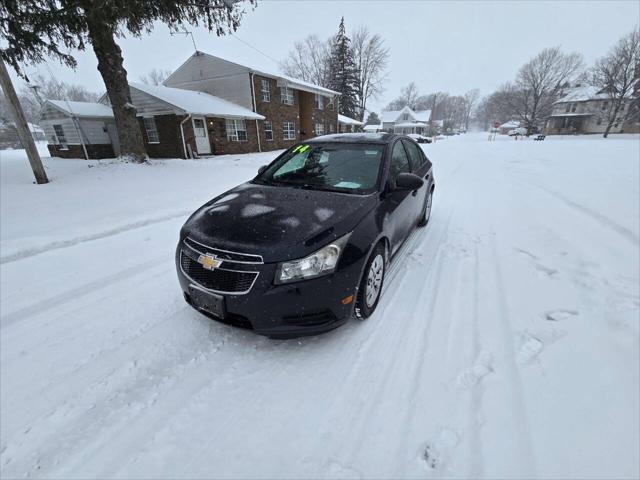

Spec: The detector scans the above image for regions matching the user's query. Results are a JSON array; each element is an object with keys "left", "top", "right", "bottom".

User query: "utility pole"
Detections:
[{"left": 0, "top": 56, "right": 49, "bottom": 184}]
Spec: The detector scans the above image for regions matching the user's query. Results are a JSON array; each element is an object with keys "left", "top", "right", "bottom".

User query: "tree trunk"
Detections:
[
  {"left": 603, "top": 101, "right": 621, "bottom": 138},
  {"left": 85, "top": 8, "right": 146, "bottom": 162}
]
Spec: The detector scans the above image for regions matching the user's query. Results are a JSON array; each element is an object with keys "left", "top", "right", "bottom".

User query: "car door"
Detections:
[
  {"left": 384, "top": 140, "right": 418, "bottom": 252},
  {"left": 401, "top": 139, "right": 433, "bottom": 221}
]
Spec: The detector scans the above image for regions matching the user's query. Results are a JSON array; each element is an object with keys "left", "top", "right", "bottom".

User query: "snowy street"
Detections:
[{"left": 1, "top": 133, "right": 639, "bottom": 478}]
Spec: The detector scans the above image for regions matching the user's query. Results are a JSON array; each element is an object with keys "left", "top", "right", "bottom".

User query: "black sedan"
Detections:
[{"left": 176, "top": 133, "right": 435, "bottom": 338}]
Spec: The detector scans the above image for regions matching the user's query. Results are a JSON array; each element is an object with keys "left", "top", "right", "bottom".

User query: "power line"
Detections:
[{"left": 230, "top": 33, "right": 281, "bottom": 67}]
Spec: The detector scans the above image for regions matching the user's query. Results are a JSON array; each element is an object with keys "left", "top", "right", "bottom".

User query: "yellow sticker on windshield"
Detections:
[{"left": 298, "top": 145, "right": 310, "bottom": 153}]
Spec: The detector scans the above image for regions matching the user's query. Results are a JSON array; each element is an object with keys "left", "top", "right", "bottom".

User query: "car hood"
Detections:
[{"left": 182, "top": 182, "right": 376, "bottom": 263}]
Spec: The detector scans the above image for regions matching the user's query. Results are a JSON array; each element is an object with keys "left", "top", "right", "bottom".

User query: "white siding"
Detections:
[
  {"left": 39, "top": 104, "right": 113, "bottom": 145},
  {"left": 129, "top": 87, "right": 180, "bottom": 116},
  {"left": 164, "top": 54, "right": 253, "bottom": 110}
]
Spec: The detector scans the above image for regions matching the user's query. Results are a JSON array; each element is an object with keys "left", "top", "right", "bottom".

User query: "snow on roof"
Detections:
[
  {"left": 414, "top": 110, "right": 431, "bottom": 122},
  {"left": 363, "top": 124, "right": 382, "bottom": 131},
  {"left": 381, "top": 106, "right": 431, "bottom": 124},
  {"left": 381, "top": 110, "right": 402, "bottom": 123},
  {"left": 172, "top": 51, "right": 339, "bottom": 97},
  {"left": 500, "top": 120, "right": 520, "bottom": 128},
  {"left": 338, "top": 114, "right": 363, "bottom": 126},
  {"left": 554, "top": 85, "right": 606, "bottom": 104},
  {"left": 47, "top": 100, "right": 114, "bottom": 118},
  {"left": 549, "top": 112, "right": 594, "bottom": 118},
  {"left": 130, "top": 82, "right": 264, "bottom": 120}
]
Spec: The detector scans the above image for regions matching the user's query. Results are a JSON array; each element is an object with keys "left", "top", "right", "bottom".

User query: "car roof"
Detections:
[{"left": 305, "top": 133, "right": 401, "bottom": 145}]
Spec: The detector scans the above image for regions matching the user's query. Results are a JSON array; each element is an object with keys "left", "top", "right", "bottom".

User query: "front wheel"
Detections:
[
  {"left": 418, "top": 190, "right": 433, "bottom": 227},
  {"left": 355, "top": 243, "right": 386, "bottom": 319}
]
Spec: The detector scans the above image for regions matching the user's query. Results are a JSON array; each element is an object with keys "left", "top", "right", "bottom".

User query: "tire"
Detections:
[
  {"left": 355, "top": 242, "right": 386, "bottom": 319},
  {"left": 417, "top": 190, "right": 433, "bottom": 227}
]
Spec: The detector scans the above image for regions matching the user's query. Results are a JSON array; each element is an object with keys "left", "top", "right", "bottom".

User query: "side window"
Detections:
[
  {"left": 389, "top": 141, "right": 411, "bottom": 185},
  {"left": 402, "top": 140, "right": 426, "bottom": 171}
]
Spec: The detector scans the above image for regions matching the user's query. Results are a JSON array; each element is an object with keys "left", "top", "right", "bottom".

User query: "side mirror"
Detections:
[
  {"left": 394, "top": 172, "right": 424, "bottom": 191},
  {"left": 258, "top": 165, "right": 268, "bottom": 175}
]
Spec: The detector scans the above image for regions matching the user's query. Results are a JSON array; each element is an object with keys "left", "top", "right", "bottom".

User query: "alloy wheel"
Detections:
[{"left": 365, "top": 254, "right": 385, "bottom": 308}]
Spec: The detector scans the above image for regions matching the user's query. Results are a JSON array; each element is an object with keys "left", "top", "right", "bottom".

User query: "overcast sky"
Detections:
[{"left": 6, "top": 0, "right": 640, "bottom": 115}]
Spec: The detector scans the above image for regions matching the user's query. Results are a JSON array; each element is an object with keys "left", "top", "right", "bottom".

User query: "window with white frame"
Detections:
[
  {"left": 261, "top": 79, "right": 270, "bottom": 102},
  {"left": 281, "top": 86, "right": 294, "bottom": 105},
  {"left": 225, "top": 119, "right": 247, "bottom": 141},
  {"left": 143, "top": 117, "right": 160, "bottom": 143},
  {"left": 283, "top": 121, "right": 296, "bottom": 140},
  {"left": 315, "top": 123, "right": 325, "bottom": 135},
  {"left": 315, "top": 94, "right": 324, "bottom": 110},
  {"left": 264, "top": 121, "right": 273, "bottom": 141},
  {"left": 53, "top": 124, "right": 68, "bottom": 149}
]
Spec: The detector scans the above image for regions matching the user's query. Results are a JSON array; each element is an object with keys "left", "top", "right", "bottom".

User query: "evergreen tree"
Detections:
[
  {"left": 328, "top": 18, "right": 359, "bottom": 118},
  {"left": 365, "top": 111, "right": 381, "bottom": 125}
]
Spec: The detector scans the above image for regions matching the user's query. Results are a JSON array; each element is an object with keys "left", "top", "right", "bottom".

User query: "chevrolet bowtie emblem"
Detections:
[{"left": 197, "top": 253, "right": 222, "bottom": 270}]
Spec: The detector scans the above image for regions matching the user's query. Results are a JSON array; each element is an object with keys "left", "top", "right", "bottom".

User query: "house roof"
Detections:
[
  {"left": 0, "top": 121, "right": 44, "bottom": 133},
  {"left": 381, "top": 106, "right": 431, "bottom": 124},
  {"left": 554, "top": 85, "right": 606, "bottom": 104},
  {"left": 130, "top": 82, "right": 264, "bottom": 119},
  {"left": 338, "top": 114, "right": 363, "bottom": 126},
  {"left": 46, "top": 100, "right": 114, "bottom": 118},
  {"left": 549, "top": 112, "right": 594, "bottom": 117},
  {"left": 167, "top": 51, "right": 339, "bottom": 97}
]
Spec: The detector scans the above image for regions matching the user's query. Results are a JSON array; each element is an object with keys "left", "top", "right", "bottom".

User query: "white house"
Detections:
[
  {"left": 381, "top": 106, "right": 432, "bottom": 134},
  {"left": 39, "top": 100, "right": 117, "bottom": 159},
  {"left": 545, "top": 85, "right": 637, "bottom": 135}
]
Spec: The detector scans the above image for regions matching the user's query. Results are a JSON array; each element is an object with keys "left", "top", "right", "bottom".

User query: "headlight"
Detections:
[{"left": 275, "top": 232, "right": 351, "bottom": 284}]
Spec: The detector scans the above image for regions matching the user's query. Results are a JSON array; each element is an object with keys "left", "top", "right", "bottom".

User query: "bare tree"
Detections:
[
  {"left": 280, "top": 35, "right": 332, "bottom": 88},
  {"left": 507, "top": 47, "right": 583, "bottom": 134},
  {"left": 462, "top": 89, "right": 480, "bottom": 131},
  {"left": 385, "top": 82, "right": 420, "bottom": 110},
  {"left": 351, "top": 26, "right": 389, "bottom": 121},
  {"left": 139, "top": 68, "right": 172, "bottom": 86},
  {"left": 2, "top": 74, "right": 100, "bottom": 124},
  {"left": 591, "top": 28, "right": 640, "bottom": 137}
]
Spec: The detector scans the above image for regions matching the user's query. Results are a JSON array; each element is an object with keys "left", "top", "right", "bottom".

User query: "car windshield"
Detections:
[{"left": 255, "top": 143, "right": 385, "bottom": 194}]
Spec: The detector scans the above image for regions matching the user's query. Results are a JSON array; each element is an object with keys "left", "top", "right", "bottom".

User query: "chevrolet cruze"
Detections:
[{"left": 176, "top": 133, "right": 435, "bottom": 338}]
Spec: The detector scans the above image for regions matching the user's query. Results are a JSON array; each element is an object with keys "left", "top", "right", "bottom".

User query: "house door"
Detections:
[{"left": 192, "top": 117, "right": 211, "bottom": 155}]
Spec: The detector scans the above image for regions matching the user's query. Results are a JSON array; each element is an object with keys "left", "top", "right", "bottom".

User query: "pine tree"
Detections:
[{"left": 328, "top": 18, "right": 360, "bottom": 119}]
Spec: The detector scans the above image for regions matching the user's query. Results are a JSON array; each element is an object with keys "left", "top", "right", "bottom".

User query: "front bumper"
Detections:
[{"left": 175, "top": 241, "right": 363, "bottom": 338}]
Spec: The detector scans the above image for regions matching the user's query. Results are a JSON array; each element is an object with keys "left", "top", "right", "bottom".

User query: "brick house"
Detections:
[
  {"left": 125, "top": 82, "right": 265, "bottom": 158},
  {"left": 545, "top": 85, "right": 637, "bottom": 135},
  {"left": 163, "top": 51, "right": 340, "bottom": 151}
]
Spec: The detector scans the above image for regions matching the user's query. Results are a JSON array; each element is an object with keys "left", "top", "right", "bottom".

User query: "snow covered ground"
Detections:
[{"left": 1, "top": 133, "right": 638, "bottom": 479}]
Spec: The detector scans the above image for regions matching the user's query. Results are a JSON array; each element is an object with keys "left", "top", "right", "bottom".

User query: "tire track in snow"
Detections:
[
  {"left": 0, "top": 256, "right": 167, "bottom": 329},
  {"left": 530, "top": 183, "right": 639, "bottom": 247},
  {"left": 0, "top": 209, "right": 190, "bottom": 265}
]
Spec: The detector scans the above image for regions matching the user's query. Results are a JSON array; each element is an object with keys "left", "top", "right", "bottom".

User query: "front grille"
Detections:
[
  {"left": 180, "top": 253, "right": 258, "bottom": 294},
  {"left": 184, "top": 237, "right": 263, "bottom": 264}
]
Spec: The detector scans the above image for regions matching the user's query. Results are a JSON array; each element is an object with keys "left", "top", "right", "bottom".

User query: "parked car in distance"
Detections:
[
  {"left": 176, "top": 133, "right": 435, "bottom": 338},
  {"left": 508, "top": 127, "right": 528, "bottom": 136},
  {"left": 407, "top": 133, "right": 432, "bottom": 144}
]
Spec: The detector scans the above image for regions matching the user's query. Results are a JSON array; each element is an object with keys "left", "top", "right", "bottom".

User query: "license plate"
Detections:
[{"left": 189, "top": 286, "right": 225, "bottom": 319}]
